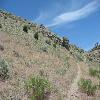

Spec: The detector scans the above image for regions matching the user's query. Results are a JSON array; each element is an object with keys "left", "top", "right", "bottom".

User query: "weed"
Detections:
[
  {"left": 25, "top": 76, "right": 51, "bottom": 100},
  {"left": 78, "top": 78, "right": 97, "bottom": 96}
]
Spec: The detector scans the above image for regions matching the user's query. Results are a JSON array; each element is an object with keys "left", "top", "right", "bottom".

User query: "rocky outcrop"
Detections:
[{"left": 87, "top": 49, "right": 100, "bottom": 63}]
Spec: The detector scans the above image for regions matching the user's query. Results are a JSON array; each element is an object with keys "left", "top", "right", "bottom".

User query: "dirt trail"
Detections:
[{"left": 67, "top": 63, "right": 81, "bottom": 100}]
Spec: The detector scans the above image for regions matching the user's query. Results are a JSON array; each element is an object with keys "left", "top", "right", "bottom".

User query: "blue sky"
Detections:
[{"left": 0, "top": 0, "right": 100, "bottom": 50}]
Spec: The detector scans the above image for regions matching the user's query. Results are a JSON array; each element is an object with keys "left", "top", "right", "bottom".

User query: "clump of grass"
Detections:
[
  {"left": 25, "top": 76, "right": 51, "bottom": 100},
  {"left": 78, "top": 78, "right": 97, "bottom": 96},
  {"left": 53, "top": 43, "right": 57, "bottom": 48},
  {"left": 89, "top": 68, "right": 100, "bottom": 79},
  {"left": 0, "top": 58, "right": 9, "bottom": 80}
]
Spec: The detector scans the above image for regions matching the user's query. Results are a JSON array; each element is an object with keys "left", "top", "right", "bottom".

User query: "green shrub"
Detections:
[
  {"left": 25, "top": 76, "right": 51, "bottom": 100},
  {"left": 89, "top": 68, "right": 97, "bottom": 77},
  {"left": 23, "top": 25, "right": 29, "bottom": 33},
  {"left": 89, "top": 68, "right": 100, "bottom": 79},
  {"left": 78, "top": 79, "right": 97, "bottom": 96},
  {"left": 0, "top": 58, "right": 9, "bottom": 80},
  {"left": 34, "top": 32, "right": 39, "bottom": 40}
]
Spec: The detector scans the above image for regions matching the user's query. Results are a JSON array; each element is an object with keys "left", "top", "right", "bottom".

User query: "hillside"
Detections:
[
  {"left": 0, "top": 9, "right": 100, "bottom": 100},
  {"left": 87, "top": 44, "right": 100, "bottom": 63}
]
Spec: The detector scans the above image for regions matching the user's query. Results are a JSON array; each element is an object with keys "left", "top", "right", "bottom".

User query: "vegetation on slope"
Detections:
[{"left": 0, "top": 9, "right": 100, "bottom": 100}]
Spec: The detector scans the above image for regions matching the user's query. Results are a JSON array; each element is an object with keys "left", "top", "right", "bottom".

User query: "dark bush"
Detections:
[
  {"left": 0, "top": 24, "right": 2, "bottom": 28},
  {"left": 62, "top": 37, "right": 70, "bottom": 50},
  {"left": 23, "top": 25, "right": 29, "bottom": 33},
  {"left": 34, "top": 32, "right": 39, "bottom": 40}
]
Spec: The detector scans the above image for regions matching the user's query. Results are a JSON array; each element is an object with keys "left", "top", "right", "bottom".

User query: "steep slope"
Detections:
[
  {"left": 0, "top": 9, "right": 100, "bottom": 100},
  {"left": 0, "top": 10, "right": 78, "bottom": 100}
]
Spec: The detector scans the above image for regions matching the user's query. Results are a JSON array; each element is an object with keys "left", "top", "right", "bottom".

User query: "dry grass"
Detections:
[
  {"left": 0, "top": 31, "right": 78, "bottom": 100},
  {"left": 0, "top": 10, "right": 100, "bottom": 100}
]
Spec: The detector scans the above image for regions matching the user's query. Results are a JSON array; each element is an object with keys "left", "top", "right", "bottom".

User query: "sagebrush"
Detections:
[{"left": 25, "top": 76, "right": 51, "bottom": 100}]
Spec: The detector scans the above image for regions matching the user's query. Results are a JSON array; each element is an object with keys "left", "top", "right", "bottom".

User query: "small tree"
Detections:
[
  {"left": 62, "top": 37, "right": 70, "bottom": 50},
  {"left": 23, "top": 25, "right": 29, "bottom": 33},
  {"left": 95, "top": 42, "right": 99, "bottom": 47},
  {"left": 34, "top": 32, "right": 39, "bottom": 40}
]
